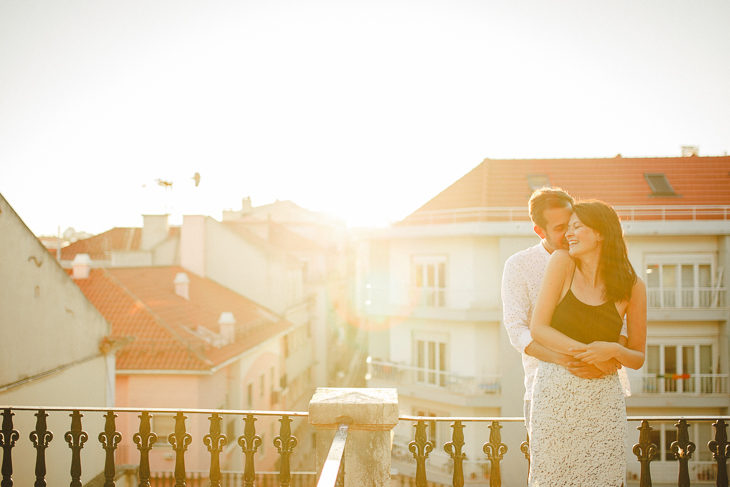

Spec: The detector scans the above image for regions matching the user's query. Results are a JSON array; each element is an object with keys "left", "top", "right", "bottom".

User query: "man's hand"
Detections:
[
  {"left": 563, "top": 359, "right": 608, "bottom": 379},
  {"left": 564, "top": 357, "right": 621, "bottom": 379},
  {"left": 570, "top": 341, "right": 620, "bottom": 364}
]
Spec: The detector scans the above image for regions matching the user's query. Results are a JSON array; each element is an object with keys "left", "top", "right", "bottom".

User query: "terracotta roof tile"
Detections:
[
  {"left": 72, "top": 267, "right": 288, "bottom": 371},
  {"left": 404, "top": 155, "right": 730, "bottom": 223},
  {"left": 60, "top": 227, "right": 179, "bottom": 261}
]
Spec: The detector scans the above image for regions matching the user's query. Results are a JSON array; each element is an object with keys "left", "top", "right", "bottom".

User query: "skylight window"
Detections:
[
  {"left": 644, "top": 173, "right": 677, "bottom": 196},
  {"left": 527, "top": 174, "right": 551, "bottom": 191}
]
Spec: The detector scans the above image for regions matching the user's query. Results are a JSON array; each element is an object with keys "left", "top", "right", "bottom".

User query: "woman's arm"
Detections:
[
  {"left": 571, "top": 279, "right": 647, "bottom": 369},
  {"left": 617, "top": 279, "right": 646, "bottom": 368},
  {"left": 530, "top": 251, "right": 586, "bottom": 354}
]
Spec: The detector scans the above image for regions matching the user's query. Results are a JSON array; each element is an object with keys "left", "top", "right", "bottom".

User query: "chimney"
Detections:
[
  {"left": 141, "top": 214, "right": 169, "bottom": 250},
  {"left": 72, "top": 253, "right": 91, "bottom": 279},
  {"left": 218, "top": 312, "right": 236, "bottom": 344},
  {"left": 241, "top": 197, "right": 252, "bottom": 213},
  {"left": 681, "top": 145, "right": 699, "bottom": 157},
  {"left": 174, "top": 272, "right": 190, "bottom": 300}
]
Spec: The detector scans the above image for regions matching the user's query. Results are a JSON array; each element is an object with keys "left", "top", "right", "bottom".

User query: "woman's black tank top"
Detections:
[{"left": 550, "top": 289, "right": 623, "bottom": 344}]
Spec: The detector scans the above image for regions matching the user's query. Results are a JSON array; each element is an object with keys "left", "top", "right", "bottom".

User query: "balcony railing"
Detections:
[
  {"left": 368, "top": 360, "right": 501, "bottom": 395},
  {"left": 2, "top": 397, "right": 729, "bottom": 487},
  {"left": 647, "top": 287, "right": 727, "bottom": 308},
  {"left": 0, "top": 406, "right": 309, "bottom": 487},
  {"left": 400, "top": 205, "right": 730, "bottom": 225},
  {"left": 630, "top": 374, "right": 729, "bottom": 395},
  {"left": 395, "top": 414, "right": 730, "bottom": 487}
]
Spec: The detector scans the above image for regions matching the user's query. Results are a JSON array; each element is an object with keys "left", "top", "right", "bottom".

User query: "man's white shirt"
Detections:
[{"left": 501, "top": 242, "right": 550, "bottom": 401}]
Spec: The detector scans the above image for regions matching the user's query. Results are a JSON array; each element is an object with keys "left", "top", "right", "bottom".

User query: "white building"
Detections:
[{"left": 358, "top": 154, "right": 730, "bottom": 485}]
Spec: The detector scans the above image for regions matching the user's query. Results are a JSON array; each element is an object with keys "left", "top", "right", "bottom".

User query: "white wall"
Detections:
[
  {"left": 387, "top": 235, "right": 505, "bottom": 311},
  {"left": 181, "top": 216, "right": 305, "bottom": 318},
  {"left": 3, "top": 360, "right": 108, "bottom": 486},
  {"left": 0, "top": 194, "right": 111, "bottom": 484},
  {"left": 0, "top": 195, "right": 110, "bottom": 391}
]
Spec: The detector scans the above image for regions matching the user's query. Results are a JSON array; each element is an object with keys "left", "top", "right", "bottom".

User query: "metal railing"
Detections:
[
  {"left": 397, "top": 415, "right": 730, "bottom": 487},
  {"left": 368, "top": 360, "right": 501, "bottom": 395},
  {"left": 0, "top": 406, "right": 308, "bottom": 487},
  {"left": 2, "top": 405, "right": 729, "bottom": 487},
  {"left": 400, "top": 205, "right": 730, "bottom": 225},
  {"left": 647, "top": 287, "right": 727, "bottom": 308},
  {"left": 316, "top": 423, "right": 348, "bottom": 487},
  {"left": 630, "top": 374, "right": 729, "bottom": 395}
]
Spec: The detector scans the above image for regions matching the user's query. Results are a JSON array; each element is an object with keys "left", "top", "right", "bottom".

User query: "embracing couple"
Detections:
[{"left": 502, "top": 188, "right": 646, "bottom": 486}]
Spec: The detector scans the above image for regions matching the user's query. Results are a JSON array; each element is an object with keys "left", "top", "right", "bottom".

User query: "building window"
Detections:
[
  {"left": 260, "top": 374, "right": 265, "bottom": 398},
  {"left": 644, "top": 343, "right": 717, "bottom": 394},
  {"left": 413, "top": 256, "right": 446, "bottom": 307},
  {"left": 247, "top": 383, "right": 253, "bottom": 409},
  {"left": 270, "top": 367, "right": 276, "bottom": 394},
  {"left": 152, "top": 415, "right": 176, "bottom": 447},
  {"left": 644, "top": 173, "right": 677, "bottom": 196},
  {"left": 645, "top": 255, "right": 718, "bottom": 308},
  {"left": 415, "top": 337, "right": 447, "bottom": 387}
]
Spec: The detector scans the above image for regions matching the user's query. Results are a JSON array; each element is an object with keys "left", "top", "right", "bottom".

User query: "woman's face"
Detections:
[{"left": 566, "top": 213, "right": 602, "bottom": 258}]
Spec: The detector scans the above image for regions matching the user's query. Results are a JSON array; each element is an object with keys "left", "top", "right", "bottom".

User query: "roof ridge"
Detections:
[{"left": 101, "top": 268, "right": 213, "bottom": 368}]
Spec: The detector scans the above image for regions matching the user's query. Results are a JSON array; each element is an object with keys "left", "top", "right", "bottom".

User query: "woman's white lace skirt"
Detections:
[{"left": 529, "top": 361, "right": 627, "bottom": 487}]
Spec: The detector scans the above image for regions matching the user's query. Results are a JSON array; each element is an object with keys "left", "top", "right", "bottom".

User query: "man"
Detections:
[{"left": 501, "top": 188, "right": 616, "bottom": 429}]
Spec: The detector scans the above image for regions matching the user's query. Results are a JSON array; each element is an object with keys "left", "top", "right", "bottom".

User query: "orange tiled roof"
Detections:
[
  {"left": 404, "top": 155, "right": 730, "bottom": 222},
  {"left": 60, "top": 227, "right": 179, "bottom": 261},
  {"left": 72, "top": 267, "right": 288, "bottom": 371}
]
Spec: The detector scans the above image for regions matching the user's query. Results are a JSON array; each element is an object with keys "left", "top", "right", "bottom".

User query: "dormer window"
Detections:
[
  {"left": 644, "top": 173, "right": 677, "bottom": 197},
  {"left": 527, "top": 174, "right": 551, "bottom": 191}
]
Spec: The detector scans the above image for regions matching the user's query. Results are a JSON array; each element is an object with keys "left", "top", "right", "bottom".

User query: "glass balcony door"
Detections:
[
  {"left": 645, "top": 259, "right": 714, "bottom": 308},
  {"left": 646, "top": 343, "right": 714, "bottom": 393},
  {"left": 415, "top": 339, "right": 447, "bottom": 387},
  {"left": 413, "top": 257, "right": 446, "bottom": 307}
]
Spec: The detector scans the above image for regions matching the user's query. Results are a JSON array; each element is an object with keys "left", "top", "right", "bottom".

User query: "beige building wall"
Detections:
[
  {"left": 181, "top": 215, "right": 304, "bottom": 319},
  {"left": 0, "top": 194, "right": 112, "bottom": 485}
]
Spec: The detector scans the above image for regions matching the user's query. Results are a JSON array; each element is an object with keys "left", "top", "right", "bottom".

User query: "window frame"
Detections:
[
  {"left": 413, "top": 331, "right": 449, "bottom": 387},
  {"left": 644, "top": 173, "right": 678, "bottom": 197},
  {"left": 643, "top": 338, "right": 718, "bottom": 394},
  {"left": 644, "top": 254, "right": 717, "bottom": 308},
  {"left": 411, "top": 255, "right": 448, "bottom": 308}
]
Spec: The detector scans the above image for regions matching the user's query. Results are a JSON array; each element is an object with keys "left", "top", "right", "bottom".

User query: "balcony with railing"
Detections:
[
  {"left": 367, "top": 360, "right": 501, "bottom": 407},
  {"left": 647, "top": 287, "right": 727, "bottom": 309},
  {"left": 630, "top": 374, "right": 729, "bottom": 395},
  {"left": 400, "top": 205, "right": 730, "bottom": 225},
  {"left": 2, "top": 390, "right": 730, "bottom": 487}
]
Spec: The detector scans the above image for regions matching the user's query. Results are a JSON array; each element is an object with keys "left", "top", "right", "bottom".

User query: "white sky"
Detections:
[{"left": 1, "top": 0, "right": 729, "bottom": 236}]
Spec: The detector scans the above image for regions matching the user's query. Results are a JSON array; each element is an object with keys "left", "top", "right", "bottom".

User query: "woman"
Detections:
[{"left": 528, "top": 200, "right": 646, "bottom": 486}]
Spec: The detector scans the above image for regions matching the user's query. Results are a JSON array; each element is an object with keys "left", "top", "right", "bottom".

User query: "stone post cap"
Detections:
[{"left": 309, "top": 388, "right": 399, "bottom": 429}]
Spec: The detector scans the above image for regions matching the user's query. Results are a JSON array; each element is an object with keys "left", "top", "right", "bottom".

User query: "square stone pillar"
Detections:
[{"left": 309, "top": 388, "right": 399, "bottom": 487}]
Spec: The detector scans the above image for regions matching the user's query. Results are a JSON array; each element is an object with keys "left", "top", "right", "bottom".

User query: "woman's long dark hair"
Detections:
[{"left": 573, "top": 200, "right": 637, "bottom": 302}]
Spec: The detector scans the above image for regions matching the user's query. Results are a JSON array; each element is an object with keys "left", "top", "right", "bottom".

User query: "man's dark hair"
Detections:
[{"left": 528, "top": 187, "right": 574, "bottom": 229}]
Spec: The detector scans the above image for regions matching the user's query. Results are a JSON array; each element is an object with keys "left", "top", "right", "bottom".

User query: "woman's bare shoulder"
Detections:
[
  {"left": 547, "top": 249, "right": 573, "bottom": 268},
  {"left": 544, "top": 250, "right": 574, "bottom": 279}
]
